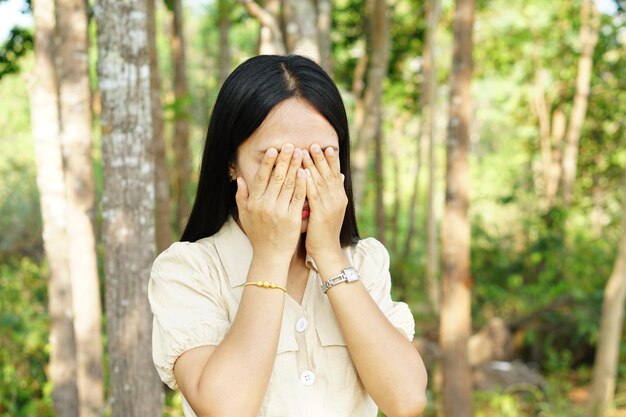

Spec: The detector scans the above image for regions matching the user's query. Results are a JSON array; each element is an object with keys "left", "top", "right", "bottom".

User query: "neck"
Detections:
[{"left": 290, "top": 234, "right": 307, "bottom": 269}]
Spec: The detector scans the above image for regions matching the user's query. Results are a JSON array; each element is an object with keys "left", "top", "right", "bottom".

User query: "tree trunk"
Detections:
[
  {"left": 529, "top": 68, "right": 569, "bottom": 209},
  {"left": 586, "top": 174, "right": 626, "bottom": 417},
  {"left": 561, "top": 0, "right": 599, "bottom": 206},
  {"left": 54, "top": 1, "right": 105, "bottom": 414},
  {"left": 374, "top": 118, "right": 385, "bottom": 245},
  {"left": 148, "top": 0, "right": 172, "bottom": 253},
  {"left": 218, "top": 0, "right": 231, "bottom": 85},
  {"left": 30, "top": 0, "right": 80, "bottom": 415},
  {"left": 242, "top": 0, "right": 286, "bottom": 55},
  {"left": 403, "top": 0, "right": 441, "bottom": 269},
  {"left": 440, "top": 0, "right": 475, "bottom": 415},
  {"left": 423, "top": 0, "right": 441, "bottom": 312},
  {"left": 389, "top": 115, "right": 404, "bottom": 254},
  {"left": 352, "top": 0, "right": 390, "bottom": 211},
  {"left": 95, "top": 0, "right": 164, "bottom": 415},
  {"left": 170, "top": 0, "right": 191, "bottom": 234},
  {"left": 283, "top": 0, "right": 321, "bottom": 62},
  {"left": 316, "top": 0, "right": 332, "bottom": 74}
]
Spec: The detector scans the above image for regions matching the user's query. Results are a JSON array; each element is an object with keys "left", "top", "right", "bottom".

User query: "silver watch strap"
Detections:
[
  {"left": 321, "top": 274, "right": 348, "bottom": 294},
  {"left": 321, "top": 267, "right": 359, "bottom": 294}
]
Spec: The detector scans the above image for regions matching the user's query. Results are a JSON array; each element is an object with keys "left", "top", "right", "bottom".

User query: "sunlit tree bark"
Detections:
[
  {"left": 95, "top": 0, "right": 163, "bottom": 414},
  {"left": 283, "top": 0, "right": 321, "bottom": 62},
  {"left": 30, "top": 0, "right": 79, "bottom": 414},
  {"left": 586, "top": 174, "right": 626, "bottom": 417},
  {"left": 561, "top": 0, "right": 600, "bottom": 206},
  {"left": 440, "top": 0, "right": 475, "bottom": 415},
  {"left": 316, "top": 0, "right": 332, "bottom": 74},
  {"left": 241, "top": 0, "right": 286, "bottom": 55},
  {"left": 55, "top": 2, "right": 105, "bottom": 413}
]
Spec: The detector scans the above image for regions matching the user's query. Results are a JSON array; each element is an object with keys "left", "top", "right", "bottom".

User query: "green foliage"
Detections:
[
  {"left": 0, "top": 258, "right": 53, "bottom": 417},
  {"left": 0, "top": 62, "right": 41, "bottom": 261},
  {"left": 0, "top": 27, "right": 33, "bottom": 80}
]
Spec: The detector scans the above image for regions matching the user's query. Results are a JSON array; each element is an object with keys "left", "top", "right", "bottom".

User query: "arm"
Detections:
[
  {"left": 316, "top": 251, "right": 427, "bottom": 417},
  {"left": 174, "top": 144, "right": 305, "bottom": 417},
  {"left": 303, "top": 144, "right": 427, "bottom": 417}
]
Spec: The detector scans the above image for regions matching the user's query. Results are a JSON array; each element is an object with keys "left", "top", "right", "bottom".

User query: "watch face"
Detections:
[{"left": 344, "top": 267, "right": 359, "bottom": 282}]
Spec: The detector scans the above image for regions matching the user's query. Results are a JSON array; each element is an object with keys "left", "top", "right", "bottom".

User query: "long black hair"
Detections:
[{"left": 181, "top": 55, "right": 359, "bottom": 246}]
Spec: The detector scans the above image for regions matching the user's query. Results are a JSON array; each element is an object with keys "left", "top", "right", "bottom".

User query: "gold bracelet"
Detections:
[{"left": 243, "top": 281, "right": 287, "bottom": 293}]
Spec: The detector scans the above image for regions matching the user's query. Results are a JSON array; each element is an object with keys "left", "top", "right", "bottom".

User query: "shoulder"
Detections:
[
  {"left": 349, "top": 237, "right": 390, "bottom": 271},
  {"left": 151, "top": 238, "right": 221, "bottom": 282}
]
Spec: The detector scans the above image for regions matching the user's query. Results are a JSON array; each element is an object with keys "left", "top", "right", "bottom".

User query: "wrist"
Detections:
[
  {"left": 312, "top": 250, "right": 350, "bottom": 283},
  {"left": 248, "top": 254, "right": 291, "bottom": 285}
]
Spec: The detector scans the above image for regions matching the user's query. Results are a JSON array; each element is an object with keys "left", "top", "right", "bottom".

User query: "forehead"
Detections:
[{"left": 241, "top": 97, "right": 339, "bottom": 152}]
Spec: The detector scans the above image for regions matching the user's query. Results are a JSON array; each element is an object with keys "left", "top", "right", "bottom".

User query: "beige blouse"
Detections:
[{"left": 149, "top": 217, "right": 415, "bottom": 417}]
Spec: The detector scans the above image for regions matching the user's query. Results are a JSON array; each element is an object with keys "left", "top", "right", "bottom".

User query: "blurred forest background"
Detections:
[{"left": 1, "top": 0, "right": 625, "bottom": 416}]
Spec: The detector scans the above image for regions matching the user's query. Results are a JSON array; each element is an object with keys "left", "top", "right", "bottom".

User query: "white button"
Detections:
[
  {"left": 300, "top": 370, "right": 316, "bottom": 386},
  {"left": 295, "top": 317, "right": 308, "bottom": 332}
]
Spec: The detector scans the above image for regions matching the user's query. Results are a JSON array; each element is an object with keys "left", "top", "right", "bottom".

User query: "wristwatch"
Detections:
[{"left": 321, "top": 267, "right": 360, "bottom": 294}]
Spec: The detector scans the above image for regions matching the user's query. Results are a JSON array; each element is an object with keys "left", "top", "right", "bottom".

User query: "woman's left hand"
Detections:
[{"left": 303, "top": 143, "right": 347, "bottom": 260}]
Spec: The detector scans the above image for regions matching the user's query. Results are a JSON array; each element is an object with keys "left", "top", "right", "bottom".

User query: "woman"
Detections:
[{"left": 149, "top": 55, "right": 427, "bottom": 417}]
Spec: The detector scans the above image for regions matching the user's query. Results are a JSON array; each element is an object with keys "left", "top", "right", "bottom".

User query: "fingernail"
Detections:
[
  {"left": 326, "top": 147, "right": 335, "bottom": 156},
  {"left": 282, "top": 143, "right": 294, "bottom": 153},
  {"left": 305, "top": 168, "right": 312, "bottom": 177},
  {"left": 297, "top": 168, "right": 304, "bottom": 178},
  {"left": 294, "top": 148, "right": 302, "bottom": 158},
  {"left": 311, "top": 144, "right": 321, "bottom": 153},
  {"left": 267, "top": 148, "right": 277, "bottom": 157},
  {"left": 303, "top": 150, "right": 310, "bottom": 159}
]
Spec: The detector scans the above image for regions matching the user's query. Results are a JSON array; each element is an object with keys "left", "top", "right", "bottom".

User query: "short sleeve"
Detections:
[
  {"left": 352, "top": 238, "right": 415, "bottom": 341},
  {"left": 148, "top": 242, "right": 230, "bottom": 389}
]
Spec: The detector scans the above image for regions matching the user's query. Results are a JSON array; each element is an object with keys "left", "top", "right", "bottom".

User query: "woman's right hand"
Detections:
[{"left": 235, "top": 143, "right": 306, "bottom": 265}]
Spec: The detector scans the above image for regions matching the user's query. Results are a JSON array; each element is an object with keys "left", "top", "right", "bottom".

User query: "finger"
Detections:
[
  {"left": 305, "top": 168, "right": 322, "bottom": 208},
  {"left": 264, "top": 143, "right": 294, "bottom": 200},
  {"left": 289, "top": 168, "right": 307, "bottom": 212},
  {"left": 303, "top": 149, "right": 326, "bottom": 194},
  {"left": 309, "top": 143, "right": 334, "bottom": 180},
  {"left": 235, "top": 177, "right": 249, "bottom": 211},
  {"left": 325, "top": 146, "right": 341, "bottom": 176},
  {"left": 249, "top": 147, "right": 278, "bottom": 199},
  {"left": 276, "top": 147, "right": 303, "bottom": 208}
]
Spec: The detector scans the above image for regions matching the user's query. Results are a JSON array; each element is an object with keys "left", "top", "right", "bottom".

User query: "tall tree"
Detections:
[
  {"left": 218, "top": 0, "right": 231, "bottom": 85},
  {"left": 560, "top": 0, "right": 600, "bottom": 205},
  {"left": 530, "top": 67, "right": 566, "bottom": 208},
  {"left": 148, "top": 0, "right": 172, "bottom": 253},
  {"left": 241, "top": 0, "right": 286, "bottom": 55},
  {"left": 352, "top": 0, "right": 390, "bottom": 210},
  {"left": 95, "top": 0, "right": 163, "bottom": 415},
  {"left": 586, "top": 174, "right": 626, "bottom": 417},
  {"left": 440, "top": 0, "right": 475, "bottom": 415},
  {"left": 54, "top": 0, "right": 105, "bottom": 414},
  {"left": 316, "top": 0, "right": 332, "bottom": 74},
  {"left": 283, "top": 0, "right": 321, "bottom": 62},
  {"left": 170, "top": 0, "right": 192, "bottom": 233},
  {"left": 403, "top": 0, "right": 442, "bottom": 311},
  {"left": 422, "top": 0, "right": 442, "bottom": 312},
  {"left": 374, "top": 114, "right": 385, "bottom": 244},
  {"left": 30, "top": 0, "right": 80, "bottom": 415}
]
